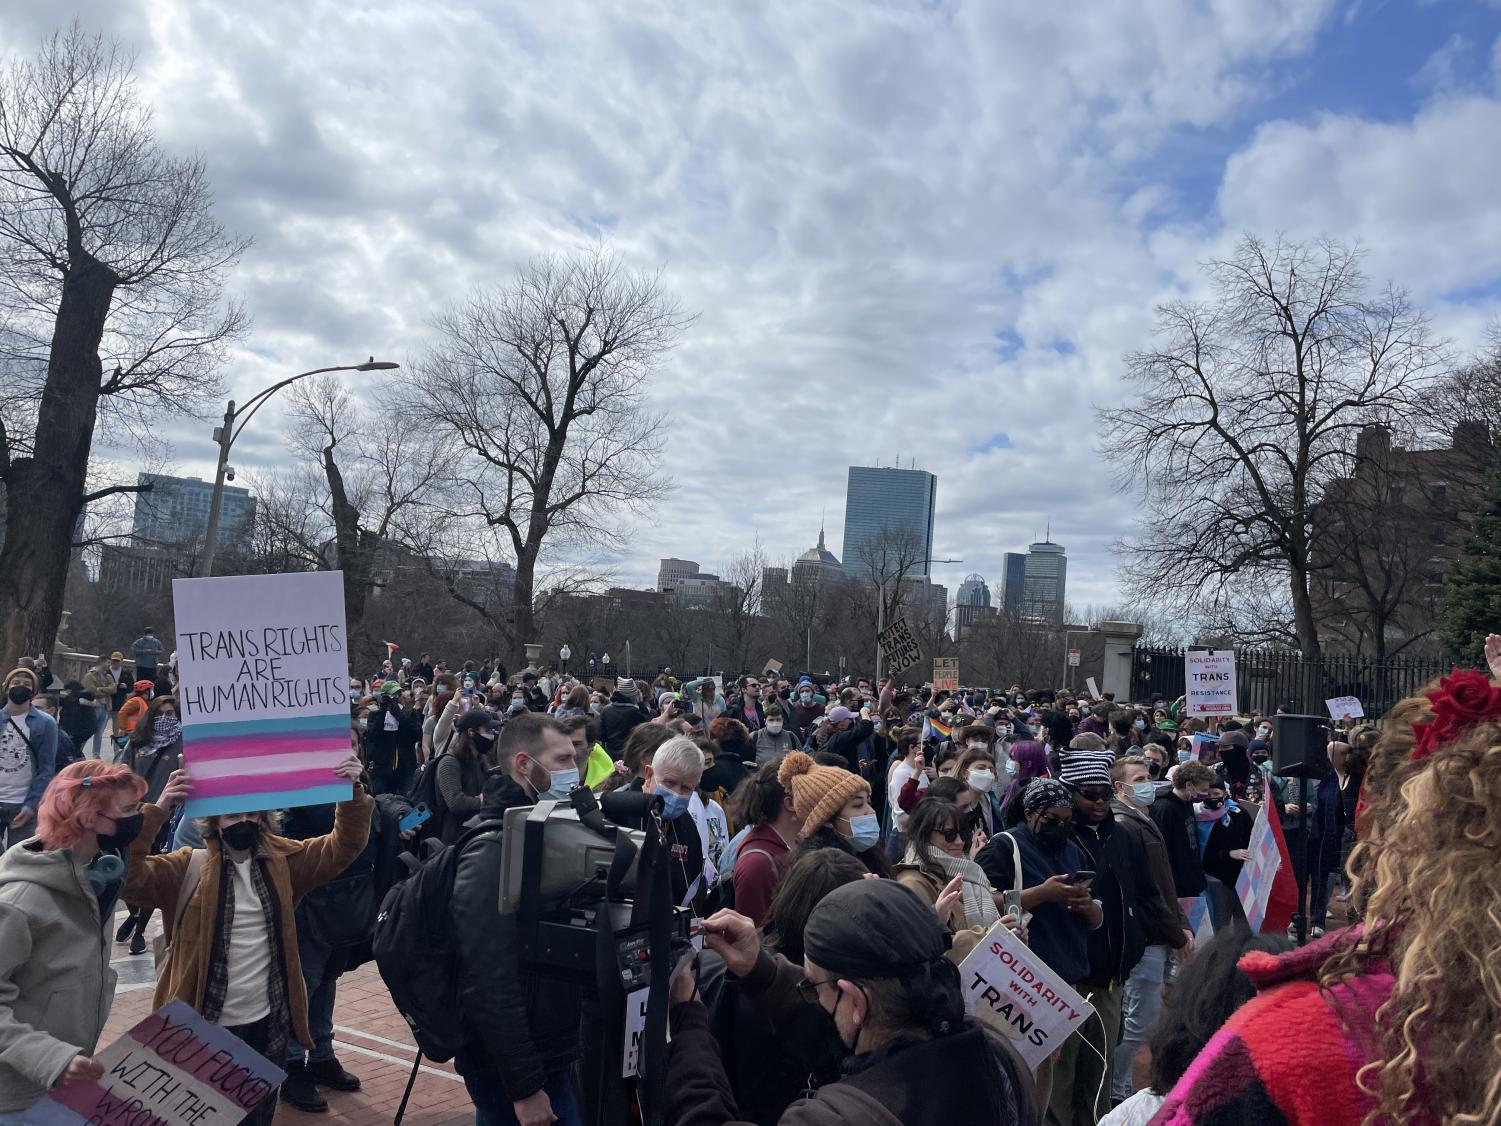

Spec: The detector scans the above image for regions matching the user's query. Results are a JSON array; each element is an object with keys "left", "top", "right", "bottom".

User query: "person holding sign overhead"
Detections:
[{"left": 121, "top": 754, "right": 370, "bottom": 1126}]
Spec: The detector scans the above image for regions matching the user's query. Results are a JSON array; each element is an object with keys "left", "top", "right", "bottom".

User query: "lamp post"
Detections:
[
  {"left": 874, "top": 558, "right": 961, "bottom": 683},
  {"left": 560, "top": 645, "right": 571, "bottom": 675},
  {"left": 198, "top": 358, "right": 399, "bottom": 577}
]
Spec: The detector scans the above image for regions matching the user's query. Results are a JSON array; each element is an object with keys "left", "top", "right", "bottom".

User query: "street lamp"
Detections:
[
  {"left": 874, "top": 558, "right": 961, "bottom": 682},
  {"left": 198, "top": 358, "right": 400, "bottom": 577},
  {"left": 560, "top": 645, "right": 571, "bottom": 674}
]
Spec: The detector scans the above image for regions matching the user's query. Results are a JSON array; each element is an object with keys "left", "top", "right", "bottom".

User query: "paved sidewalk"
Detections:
[{"left": 103, "top": 909, "right": 474, "bottom": 1125}]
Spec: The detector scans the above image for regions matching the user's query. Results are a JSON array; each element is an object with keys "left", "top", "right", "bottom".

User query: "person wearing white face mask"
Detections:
[
  {"left": 752, "top": 703, "right": 800, "bottom": 765},
  {"left": 955, "top": 743, "right": 1004, "bottom": 837},
  {"left": 1108, "top": 753, "right": 1193, "bottom": 1108}
]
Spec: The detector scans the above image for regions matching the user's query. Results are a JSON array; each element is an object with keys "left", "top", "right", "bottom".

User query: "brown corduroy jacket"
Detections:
[{"left": 122, "top": 788, "right": 372, "bottom": 1047}]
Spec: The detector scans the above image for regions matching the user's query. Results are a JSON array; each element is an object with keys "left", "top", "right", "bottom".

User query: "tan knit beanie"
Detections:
[
  {"left": 778, "top": 751, "right": 870, "bottom": 836},
  {"left": 4, "top": 667, "right": 38, "bottom": 693}
]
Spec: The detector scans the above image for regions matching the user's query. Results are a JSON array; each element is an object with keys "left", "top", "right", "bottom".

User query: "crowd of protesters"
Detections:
[{"left": 0, "top": 636, "right": 1498, "bottom": 1125}]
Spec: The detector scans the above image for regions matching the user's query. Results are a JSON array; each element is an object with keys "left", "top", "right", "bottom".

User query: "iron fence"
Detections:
[{"left": 1130, "top": 646, "right": 1459, "bottom": 720}]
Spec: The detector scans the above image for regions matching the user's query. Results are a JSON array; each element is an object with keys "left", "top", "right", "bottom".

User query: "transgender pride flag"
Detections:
[{"left": 172, "top": 571, "right": 353, "bottom": 819}]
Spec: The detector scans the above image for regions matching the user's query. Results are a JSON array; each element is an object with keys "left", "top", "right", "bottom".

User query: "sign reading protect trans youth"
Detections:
[{"left": 172, "top": 571, "right": 352, "bottom": 818}]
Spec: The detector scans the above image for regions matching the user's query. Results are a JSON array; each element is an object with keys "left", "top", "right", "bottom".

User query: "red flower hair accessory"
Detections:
[{"left": 1411, "top": 668, "right": 1501, "bottom": 762}]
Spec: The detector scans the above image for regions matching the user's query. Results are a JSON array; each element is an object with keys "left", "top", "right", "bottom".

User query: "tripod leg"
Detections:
[{"left": 394, "top": 1051, "right": 422, "bottom": 1126}]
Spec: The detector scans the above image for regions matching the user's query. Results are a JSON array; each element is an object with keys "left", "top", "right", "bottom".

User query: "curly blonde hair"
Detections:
[{"left": 1319, "top": 681, "right": 1501, "bottom": 1125}]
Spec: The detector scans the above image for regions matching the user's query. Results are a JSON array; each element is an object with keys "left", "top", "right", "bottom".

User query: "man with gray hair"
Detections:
[{"left": 640, "top": 734, "right": 708, "bottom": 908}]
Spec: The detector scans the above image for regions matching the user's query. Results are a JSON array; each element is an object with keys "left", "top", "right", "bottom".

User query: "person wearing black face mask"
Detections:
[
  {"left": 668, "top": 878, "right": 1040, "bottom": 1125},
  {"left": 0, "top": 760, "right": 148, "bottom": 1114},
  {"left": 0, "top": 667, "right": 57, "bottom": 850},
  {"left": 974, "top": 778, "right": 1101, "bottom": 1096},
  {"left": 122, "top": 755, "right": 371, "bottom": 1126},
  {"left": 432, "top": 709, "right": 495, "bottom": 844}
]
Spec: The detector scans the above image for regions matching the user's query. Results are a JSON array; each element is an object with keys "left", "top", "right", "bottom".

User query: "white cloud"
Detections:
[{"left": 6, "top": 0, "right": 1500, "bottom": 618}]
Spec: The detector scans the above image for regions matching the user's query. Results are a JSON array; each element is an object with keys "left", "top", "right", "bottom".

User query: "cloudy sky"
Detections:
[{"left": 5, "top": 0, "right": 1501, "bottom": 607}]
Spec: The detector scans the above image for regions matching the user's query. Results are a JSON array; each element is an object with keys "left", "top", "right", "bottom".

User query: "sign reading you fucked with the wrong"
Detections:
[
  {"left": 33, "top": 1000, "right": 284, "bottom": 1126},
  {"left": 172, "top": 570, "right": 352, "bottom": 818},
  {"left": 957, "top": 921, "right": 1094, "bottom": 1071}
]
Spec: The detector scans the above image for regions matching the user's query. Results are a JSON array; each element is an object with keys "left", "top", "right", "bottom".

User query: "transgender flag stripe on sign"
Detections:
[{"left": 182, "top": 716, "right": 351, "bottom": 816}]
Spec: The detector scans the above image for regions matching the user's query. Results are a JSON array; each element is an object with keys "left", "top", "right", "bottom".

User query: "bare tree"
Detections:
[
  {"left": 283, "top": 375, "right": 451, "bottom": 648},
  {"left": 707, "top": 546, "right": 766, "bottom": 674},
  {"left": 0, "top": 26, "right": 246, "bottom": 657},
  {"left": 404, "top": 246, "right": 690, "bottom": 660},
  {"left": 1101, "top": 235, "right": 1446, "bottom": 659}
]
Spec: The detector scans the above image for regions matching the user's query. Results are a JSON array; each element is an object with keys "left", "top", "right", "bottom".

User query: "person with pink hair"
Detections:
[{"left": 0, "top": 759, "right": 147, "bottom": 1114}]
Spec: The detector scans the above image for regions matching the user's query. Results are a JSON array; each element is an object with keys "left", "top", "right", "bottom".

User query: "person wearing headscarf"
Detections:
[{"left": 668, "top": 878, "right": 1040, "bottom": 1125}]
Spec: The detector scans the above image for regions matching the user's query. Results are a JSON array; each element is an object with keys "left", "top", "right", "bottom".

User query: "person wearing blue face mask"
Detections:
[
  {"left": 445, "top": 712, "right": 589, "bottom": 1126},
  {"left": 641, "top": 736, "right": 709, "bottom": 909},
  {"left": 779, "top": 751, "right": 891, "bottom": 876},
  {"left": 1107, "top": 754, "right": 1193, "bottom": 1107}
]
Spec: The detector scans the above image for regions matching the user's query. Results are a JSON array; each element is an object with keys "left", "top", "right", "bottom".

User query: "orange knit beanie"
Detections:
[{"left": 778, "top": 750, "right": 869, "bottom": 836}]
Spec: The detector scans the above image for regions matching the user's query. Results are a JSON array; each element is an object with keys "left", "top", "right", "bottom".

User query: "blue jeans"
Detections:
[
  {"left": 285, "top": 934, "right": 341, "bottom": 1066},
  {"left": 1111, "top": 943, "right": 1169, "bottom": 1102},
  {"left": 91, "top": 708, "right": 110, "bottom": 760},
  {"left": 463, "top": 1068, "right": 582, "bottom": 1126}
]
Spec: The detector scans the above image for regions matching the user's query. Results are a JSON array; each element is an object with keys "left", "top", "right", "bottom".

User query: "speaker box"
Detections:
[{"left": 1271, "top": 714, "right": 1330, "bottom": 778}]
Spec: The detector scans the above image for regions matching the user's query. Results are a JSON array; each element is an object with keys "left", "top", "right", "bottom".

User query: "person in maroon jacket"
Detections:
[{"left": 726, "top": 759, "right": 804, "bottom": 925}]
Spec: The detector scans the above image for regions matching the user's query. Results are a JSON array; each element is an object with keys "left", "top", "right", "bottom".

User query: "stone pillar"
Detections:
[{"left": 1098, "top": 621, "right": 1144, "bottom": 700}]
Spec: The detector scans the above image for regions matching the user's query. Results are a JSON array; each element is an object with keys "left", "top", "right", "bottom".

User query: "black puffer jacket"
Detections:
[
  {"left": 598, "top": 691, "right": 651, "bottom": 755},
  {"left": 1069, "top": 809, "right": 1163, "bottom": 989},
  {"left": 449, "top": 777, "right": 583, "bottom": 1102}
]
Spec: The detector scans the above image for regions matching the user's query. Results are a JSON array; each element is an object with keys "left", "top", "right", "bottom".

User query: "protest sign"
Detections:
[
  {"left": 1184, "top": 650, "right": 1237, "bottom": 716},
  {"left": 933, "top": 657, "right": 959, "bottom": 692},
  {"left": 762, "top": 658, "right": 783, "bottom": 677},
  {"left": 1085, "top": 676, "right": 1100, "bottom": 700},
  {"left": 877, "top": 617, "right": 922, "bottom": 677},
  {"left": 1326, "top": 695, "right": 1365, "bottom": 720},
  {"left": 33, "top": 1000, "right": 283, "bottom": 1126},
  {"left": 1234, "top": 801, "right": 1283, "bottom": 932},
  {"left": 956, "top": 921, "right": 1094, "bottom": 1071},
  {"left": 173, "top": 571, "right": 352, "bottom": 818},
  {"left": 622, "top": 987, "right": 649, "bottom": 1078},
  {"left": 1189, "top": 732, "right": 1218, "bottom": 761}
]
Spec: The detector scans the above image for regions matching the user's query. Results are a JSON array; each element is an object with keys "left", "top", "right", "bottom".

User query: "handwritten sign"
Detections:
[
  {"left": 173, "top": 571, "right": 352, "bottom": 818},
  {"left": 932, "top": 657, "right": 960, "bottom": 692},
  {"left": 1185, "top": 650, "right": 1237, "bottom": 717},
  {"left": 1325, "top": 696, "right": 1365, "bottom": 720},
  {"left": 1234, "top": 801, "right": 1282, "bottom": 932},
  {"left": 956, "top": 921, "right": 1095, "bottom": 1071},
  {"left": 762, "top": 658, "right": 783, "bottom": 677},
  {"left": 877, "top": 617, "right": 922, "bottom": 677},
  {"left": 33, "top": 1000, "right": 283, "bottom": 1126}
]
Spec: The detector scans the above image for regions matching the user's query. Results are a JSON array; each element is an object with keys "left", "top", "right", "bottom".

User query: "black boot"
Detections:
[
  {"left": 280, "top": 1062, "right": 328, "bottom": 1113},
  {"left": 128, "top": 932, "right": 147, "bottom": 957},
  {"left": 306, "top": 1056, "right": 362, "bottom": 1092}
]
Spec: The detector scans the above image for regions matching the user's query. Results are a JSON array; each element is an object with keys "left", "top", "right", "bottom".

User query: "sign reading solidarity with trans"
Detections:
[
  {"left": 172, "top": 571, "right": 352, "bottom": 818},
  {"left": 1184, "top": 649, "right": 1238, "bottom": 716},
  {"left": 958, "top": 921, "right": 1094, "bottom": 1071}
]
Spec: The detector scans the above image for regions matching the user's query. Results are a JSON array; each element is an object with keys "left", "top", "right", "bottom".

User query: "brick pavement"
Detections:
[{"left": 103, "top": 907, "right": 475, "bottom": 1125}]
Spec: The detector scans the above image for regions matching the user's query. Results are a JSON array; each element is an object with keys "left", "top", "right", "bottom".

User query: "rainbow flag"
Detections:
[{"left": 929, "top": 717, "right": 953, "bottom": 742}]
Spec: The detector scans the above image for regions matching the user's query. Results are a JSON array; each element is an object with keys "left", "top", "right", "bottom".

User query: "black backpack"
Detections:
[{"left": 372, "top": 821, "right": 493, "bottom": 1061}]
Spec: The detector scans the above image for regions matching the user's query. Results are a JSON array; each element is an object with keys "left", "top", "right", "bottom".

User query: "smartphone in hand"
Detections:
[{"left": 399, "top": 803, "right": 432, "bottom": 833}]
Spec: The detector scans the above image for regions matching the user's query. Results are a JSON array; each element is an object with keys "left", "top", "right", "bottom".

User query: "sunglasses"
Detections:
[
  {"left": 932, "top": 825, "right": 963, "bottom": 843},
  {"left": 1076, "top": 788, "right": 1114, "bottom": 802}
]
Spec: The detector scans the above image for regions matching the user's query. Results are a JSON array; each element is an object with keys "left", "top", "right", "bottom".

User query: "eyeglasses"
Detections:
[{"left": 796, "top": 977, "right": 837, "bottom": 1004}]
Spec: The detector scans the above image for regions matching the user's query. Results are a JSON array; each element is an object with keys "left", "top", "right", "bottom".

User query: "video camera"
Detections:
[{"left": 498, "top": 785, "right": 696, "bottom": 1126}]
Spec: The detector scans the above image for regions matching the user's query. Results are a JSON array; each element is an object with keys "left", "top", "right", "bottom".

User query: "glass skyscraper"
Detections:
[{"left": 840, "top": 466, "right": 937, "bottom": 580}]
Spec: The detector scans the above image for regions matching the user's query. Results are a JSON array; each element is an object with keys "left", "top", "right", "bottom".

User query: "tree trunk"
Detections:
[
  {"left": 0, "top": 256, "right": 116, "bottom": 659},
  {"left": 1289, "top": 564, "right": 1322, "bottom": 662},
  {"left": 323, "top": 445, "right": 373, "bottom": 649},
  {"left": 512, "top": 544, "right": 538, "bottom": 666}
]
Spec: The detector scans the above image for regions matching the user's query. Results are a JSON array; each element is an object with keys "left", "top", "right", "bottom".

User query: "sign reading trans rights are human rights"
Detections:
[{"left": 172, "top": 571, "right": 352, "bottom": 818}]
